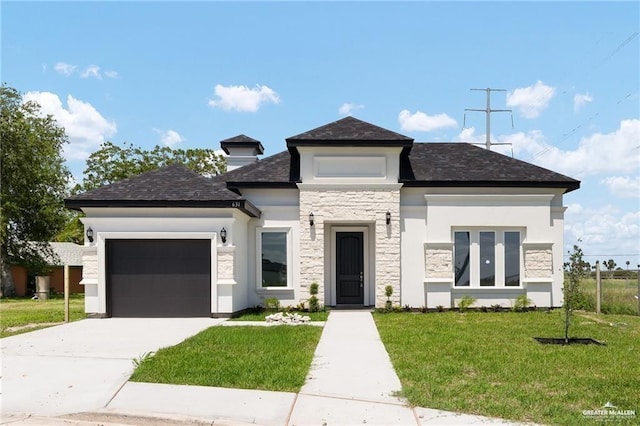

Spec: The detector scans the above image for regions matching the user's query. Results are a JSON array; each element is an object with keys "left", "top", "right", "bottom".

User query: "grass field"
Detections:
[
  {"left": 0, "top": 294, "right": 86, "bottom": 338},
  {"left": 130, "top": 325, "right": 323, "bottom": 392},
  {"left": 580, "top": 278, "right": 639, "bottom": 316},
  {"left": 375, "top": 311, "right": 640, "bottom": 425}
]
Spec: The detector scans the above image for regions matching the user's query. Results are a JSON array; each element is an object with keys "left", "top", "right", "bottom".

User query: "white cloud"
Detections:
[
  {"left": 601, "top": 176, "right": 640, "bottom": 198},
  {"left": 153, "top": 128, "right": 185, "bottom": 147},
  {"left": 338, "top": 103, "right": 364, "bottom": 116},
  {"left": 573, "top": 92, "right": 593, "bottom": 112},
  {"left": 398, "top": 110, "right": 457, "bottom": 132},
  {"left": 81, "top": 65, "right": 102, "bottom": 79},
  {"left": 565, "top": 203, "right": 639, "bottom": 264},
  {"left": 54, "top": 62, "right": 77, "bottom": 76},
  {"left": 506, "top": 81, "right": 555, "bottom": 118},
  {"left": 520, "top": 119, "right": 640, "bottom": 178},
  {"left": 208, "top": 84, "right": 280, "bottom": 112},
  {"left": 104, "top": 70, "right": 119, "bottom": 79},
  {"left": 23, "top": 91, "right": 117, "bottom": 161}
]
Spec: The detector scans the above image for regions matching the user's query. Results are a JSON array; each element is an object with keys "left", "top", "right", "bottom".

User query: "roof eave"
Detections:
[
  {"left": 285, "top": 139, "right": 414, "bottom": 149},
  {"left": 64, "top": 199, "right": 262, "bottom": 218},
  {"left": 399, "top": 180, "right": 581, "bottom": 193}
]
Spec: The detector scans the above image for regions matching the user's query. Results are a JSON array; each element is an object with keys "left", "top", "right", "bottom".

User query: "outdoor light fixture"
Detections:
[
  {"left": 86, "top": 227, "right": 94, "bottom": 243},
  {"left": 309, "top": 212, "right": 315, "bottom": 227},
  {"left": 220, "top": 228, "right": 227, "bottom": 244},
  {"left": 386, "top": 211, "right": 391, "bottom": 225}
]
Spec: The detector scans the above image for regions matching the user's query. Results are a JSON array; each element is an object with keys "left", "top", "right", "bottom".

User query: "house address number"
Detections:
[{"left": 231, "top": 201, "right": 241, "bottom": 208}]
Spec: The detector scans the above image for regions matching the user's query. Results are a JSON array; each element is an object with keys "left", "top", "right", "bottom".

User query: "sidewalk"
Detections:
[{"left": 1, "top": 311, "right": 527, "bottom": 425}]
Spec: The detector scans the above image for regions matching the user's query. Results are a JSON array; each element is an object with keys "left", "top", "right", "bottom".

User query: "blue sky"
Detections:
[{"left": 3, "top": 1, "right": 639, "bottom": 268}]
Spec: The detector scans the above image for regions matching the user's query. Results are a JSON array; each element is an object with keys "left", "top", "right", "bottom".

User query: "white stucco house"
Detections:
[{"left": 65, "top": 117, "right": 580, "bottom": 317}]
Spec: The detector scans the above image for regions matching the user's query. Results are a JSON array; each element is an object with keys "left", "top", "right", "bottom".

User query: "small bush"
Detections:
[
  {"left": 457, "top": 295, "right": 476, "bottom": 313},
  {"left": 264, "top": 297, "right": 280, "bottom": 311},
  {"left": 512, "top": 295, "right": 532, "bottom": 312},
  {"left": 420, "top": 306, "right": 428, "bottom": 313},
  {"left": 403, "top": 304, "right": 412, "bottom": 312},
  {"left": 490, "top": 304, "right": 503, "bottom": 312},
  {"left": 436, "top": 305, "right": 445, "bottom": 312},
  {"left": 308, "top": 282, "right": 320, "bottom": 312}
]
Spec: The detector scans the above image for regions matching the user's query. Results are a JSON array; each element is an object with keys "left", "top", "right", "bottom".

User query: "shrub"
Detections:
[
  {"left": 384, "top": 285, "right": 394, "bottom": 311},
  {"left": 308, "top": 282, "right": 320, "bottom": 313},
  {"left": 512, "top": 294, "right": 532, "bottom": 312},
  {"left": 457, "top": 295, "right": 476, "bottom": 313},
  {"left": 264, "top": 297, "right": 280, "bottom": 312}
]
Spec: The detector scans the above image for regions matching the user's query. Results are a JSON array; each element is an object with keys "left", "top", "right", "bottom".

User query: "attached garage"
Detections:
[{"left": 106, "top": 239, "right": 211, "bottom": 317}]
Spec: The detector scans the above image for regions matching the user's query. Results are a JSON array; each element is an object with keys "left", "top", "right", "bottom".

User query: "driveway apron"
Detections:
[{"left": 0, "top": 318, "right": 224, "bottom": 418}]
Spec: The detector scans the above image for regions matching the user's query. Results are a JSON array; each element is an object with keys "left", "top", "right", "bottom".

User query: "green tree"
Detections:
[
  {"left": 1, "top": 84, "right": 70, "bottom": 296},
  {"left": 603, "top": 259, "right": 617, "bottom": 279},
  {"left": 563, "top": 244, "right": 587, "bottom": 343},
  {"left": 76, "top": 141, "right": 226, "bottom": 192}
]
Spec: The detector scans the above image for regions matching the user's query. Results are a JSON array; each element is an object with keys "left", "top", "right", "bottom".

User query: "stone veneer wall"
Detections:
[
  {"left": 524, "top": 247, "right": 553, "bottom": 278},
  {"left": 425, "top": 247, "right": 453, "bottom": 279},
  {"left": 217, "top": 249, "right": 235, "bottom": 282},
  {"left": 299, "top": 187, "right": 401, "bottom": 308},
  {"left": 80, "top": 246, "right": 98, "bottom": 284}
]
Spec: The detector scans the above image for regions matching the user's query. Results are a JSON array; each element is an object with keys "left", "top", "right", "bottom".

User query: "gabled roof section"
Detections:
[
  {"left": 286, "top": 116, "right": 414, "bottom": 148},
  {"left": 65, "top": 163, "right": 261, "bottom": 217},
  {"left": 400, "top": 143, "right": 580, "bottom": 192},
  {"left": 220, "top": 134, "right": 265, "bottom": 155}
]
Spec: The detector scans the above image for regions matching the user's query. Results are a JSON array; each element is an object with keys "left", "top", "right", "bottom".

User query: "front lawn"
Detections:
[
  {"left": 130, "top": 325, "right": 323, "bottom": 392},
  {"left": 375, "top": 311, "right": 640, "bottom": 425},
  {"left": 0, "top": 294, "right": 86, "bottom": 338}
]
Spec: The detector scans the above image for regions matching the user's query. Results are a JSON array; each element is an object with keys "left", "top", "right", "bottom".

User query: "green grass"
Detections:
[
  {"left": 230, "top": 310, "right": 329, "bottom": 322},
  {"left": 0, "top": 294, "right": 86, "bottom": 338},
  {"left": 375, "top": 311, "right": 640, "bottom": 425},
  {"left": 130, "top": 325, "right": 323, "bottom": 392},
  {"left": 580, "top": 278, "right": 639, "bottom": 315}
]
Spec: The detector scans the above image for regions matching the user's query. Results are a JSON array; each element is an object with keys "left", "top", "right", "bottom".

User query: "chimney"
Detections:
[{"left": 220, "top": 134, "right": 264, "bottom": 171}]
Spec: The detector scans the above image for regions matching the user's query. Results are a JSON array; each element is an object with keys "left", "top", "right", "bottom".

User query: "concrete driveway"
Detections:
[{"left": 0, "top": 318, "right": 224, "bottom": 418}]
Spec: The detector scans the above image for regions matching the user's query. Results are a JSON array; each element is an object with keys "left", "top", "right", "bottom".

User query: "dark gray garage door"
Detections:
[{"left": 106, "top": 239, "right": 211, "bottom": 317}]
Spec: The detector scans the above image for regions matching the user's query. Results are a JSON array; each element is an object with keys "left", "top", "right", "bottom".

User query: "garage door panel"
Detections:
[{"left": 107, "top": 240, "right": 211, "bottom": 317}]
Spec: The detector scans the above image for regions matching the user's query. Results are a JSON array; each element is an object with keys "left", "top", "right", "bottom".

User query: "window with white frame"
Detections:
[
  {"left": 257, "top": 228, "right": 291, "bottom": 288},
  {"left": 454, "top": 230, "right": 521, "bottom": 287}
]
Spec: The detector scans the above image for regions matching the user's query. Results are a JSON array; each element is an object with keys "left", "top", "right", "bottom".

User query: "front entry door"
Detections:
[{"left": 336, "top": 232, "right": 364, "bottom": 305}]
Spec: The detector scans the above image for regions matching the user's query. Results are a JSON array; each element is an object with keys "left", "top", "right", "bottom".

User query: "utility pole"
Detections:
[{"left": 464, "top": 88, "right": 514, "bottom": 150}]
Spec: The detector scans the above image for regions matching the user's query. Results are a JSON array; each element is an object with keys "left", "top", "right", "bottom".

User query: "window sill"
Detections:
[
  {"left": 451, "top": 286, "right": 524, "bottom": 291},
  {"left": 522, "top": 278, "right": 554, "bottom": 283},
  {"left": 255, "top": 287, "right": 294, "bottom": 293}
]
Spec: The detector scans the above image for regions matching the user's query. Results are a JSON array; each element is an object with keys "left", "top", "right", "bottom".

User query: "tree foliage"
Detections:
[
  {"left": 603, "top": 258, "right": 617, "bottom": 278},
  {"left": 76, "top": 141, "right": 226, "bottom": 193},
  {"left": 1, "top": 84, "right": 70, "bottom": 296}
]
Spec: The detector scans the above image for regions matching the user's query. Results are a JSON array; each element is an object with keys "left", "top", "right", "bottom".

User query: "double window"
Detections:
[
  {"left": 257, "top": 228, "right": 291, "bottom": 288},
  {"left": 454, "top": 230, "right": 521, "bottom": 287}
]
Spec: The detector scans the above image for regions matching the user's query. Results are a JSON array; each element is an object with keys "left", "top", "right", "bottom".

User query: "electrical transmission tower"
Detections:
[{"left": 464, "top": 88, "right": 514, "bottom": 150}]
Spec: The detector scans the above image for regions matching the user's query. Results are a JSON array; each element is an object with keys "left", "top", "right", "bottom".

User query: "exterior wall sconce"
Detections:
[
  {"left": 386, "top": 211, "right": 391, "bottom": 225},
  {"left": 86, "top": 227, "right": 94, "bottom": 243},
  {"left": 220, "top": 228, "right": 227, "bottom": 244},
  {"left": 309, "top": 212, "right": 315, "bottom": 227}
]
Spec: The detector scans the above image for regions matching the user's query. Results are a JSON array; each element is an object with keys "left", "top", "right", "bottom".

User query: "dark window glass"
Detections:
[
  {"left": 479, "top": 232, "right": 495, "bottom": 286},
  {"left": 505, "top": 232, "right": 520, "bottom": 286},
  {"left": 454, "top": 232, "right": 470, "bottom": 286},
  {"left": 261, "top": 232, "right": 287, "bottom": 287}
]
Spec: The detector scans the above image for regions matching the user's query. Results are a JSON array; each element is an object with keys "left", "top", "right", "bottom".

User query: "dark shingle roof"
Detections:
[
  {"left": 219, "top": 143, "right": 579, "bottom": 192},
  {"left": 220, "top": 134, "right": 265, "bottom": 155},
  {"left": 286, "top": 116, "right": 414, "bottom": 147},
  {"left": 211, "top": 151, "right": 295, "bottom": 187},
  {"left": 64, "top": 164, "right": 260, "bottom": 216},
  {"left": 400, "top": 143, "right": 580, "bottom": 190}
]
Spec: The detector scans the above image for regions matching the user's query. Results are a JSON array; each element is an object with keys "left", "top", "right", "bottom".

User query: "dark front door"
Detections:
[
  {"left": 336, "top": 232, "right": 364, "bottom": 305},
  {"left": 106, "top": 239, "right": 211, "bottom": 317}
]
